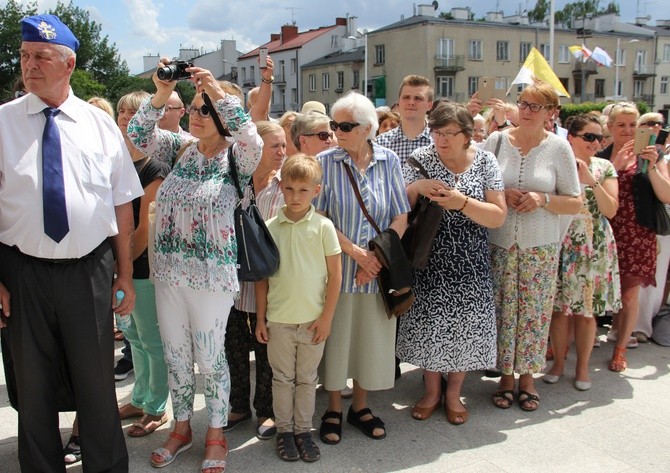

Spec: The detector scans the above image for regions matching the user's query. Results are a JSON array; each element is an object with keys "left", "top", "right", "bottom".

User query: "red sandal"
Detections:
[
  {"left": 201, "top": 437, "right": 228, "bottom": 472},
  {"left": 609, "top": 346, "right": 627, "bottom": 372}
]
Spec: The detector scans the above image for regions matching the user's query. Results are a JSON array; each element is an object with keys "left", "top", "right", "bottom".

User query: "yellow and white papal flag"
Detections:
[{"left": 509, "top": 47, "right": 570, "bottom": 98}]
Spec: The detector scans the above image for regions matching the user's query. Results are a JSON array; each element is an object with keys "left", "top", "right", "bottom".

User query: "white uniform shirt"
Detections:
[{"left": 0, "top": 91, "right": 143, "bottom": 259}]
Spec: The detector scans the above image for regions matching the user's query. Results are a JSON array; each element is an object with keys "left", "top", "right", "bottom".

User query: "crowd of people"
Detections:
[{"left": 1, "top": 13, "right": 670, "bottom": 473}]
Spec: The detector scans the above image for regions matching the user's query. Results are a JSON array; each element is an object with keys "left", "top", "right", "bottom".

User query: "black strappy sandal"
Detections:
[
  {"left": 319, "top": 410, "right": 342, "bottom": 445},
  {"left": 275, "top": 432, "right": 299, "bottom": 462},
  {"left": 294, "top": 432, "right": 321, "bottom": 462},
  {"left": 346, "top": 406, "right": 386, "bottom": 440}
]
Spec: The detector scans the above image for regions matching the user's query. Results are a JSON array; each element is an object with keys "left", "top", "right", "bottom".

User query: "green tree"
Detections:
[
  {"left": 529, "top": 0, "right": 550, "bottom": 23},
  {"left": 0, "top": 0, "right": 128, "bottom": 101},
  {"left": 70, "top": 69, "right": 106, "bottom": 100}
]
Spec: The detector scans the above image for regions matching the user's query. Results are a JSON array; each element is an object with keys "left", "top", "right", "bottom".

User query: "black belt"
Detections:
[{"left": 3, "top": 240, "right": 108, "bottom": 264}]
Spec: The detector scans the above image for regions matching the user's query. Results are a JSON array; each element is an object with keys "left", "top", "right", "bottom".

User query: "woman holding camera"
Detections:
[{"left": 128, "top": 61, "right": 262, "bottom": 472}]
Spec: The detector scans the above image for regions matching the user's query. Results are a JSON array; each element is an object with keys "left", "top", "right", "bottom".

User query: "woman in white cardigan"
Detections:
[{"left": 482, "top": 80, "right": 581, "bottom": 412}]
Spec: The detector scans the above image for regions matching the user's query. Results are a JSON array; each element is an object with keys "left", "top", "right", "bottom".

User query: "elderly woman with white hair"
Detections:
[{"left": 314, "top": 91, "right": 410, "bottom": 444}]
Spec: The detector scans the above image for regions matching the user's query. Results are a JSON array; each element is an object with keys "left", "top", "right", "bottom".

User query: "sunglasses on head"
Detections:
[
  {"left": 304, "top": 131, "right": 334, "bottom": 141},
  {"left": 574, "top": 132, "right": 603, "bottom": 143},
  {"left": 330, "top": 120, "right": 360, "bottom": 132},
  {"left": 186, "top": 104, "right": 211, "bottom": 118},
  {"left": 641, "top": 121, "right": 663, "bottom": 127}
]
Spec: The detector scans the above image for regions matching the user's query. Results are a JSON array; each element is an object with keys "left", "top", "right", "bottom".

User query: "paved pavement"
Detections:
[{"left": 1, "top": 328, "right": 670, "bottom": 472}]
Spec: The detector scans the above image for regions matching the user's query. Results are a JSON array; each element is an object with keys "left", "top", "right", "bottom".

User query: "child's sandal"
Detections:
[
  {"left": 294, "top": 432, "right": 320, "bottom": 462},
  {"left": 275, "top": 432, "right": 299, "bottom": 462}
]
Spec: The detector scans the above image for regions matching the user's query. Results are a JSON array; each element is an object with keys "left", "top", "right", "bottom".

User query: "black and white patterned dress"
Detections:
[{"left": 396, "top": 145, "right": 504, "bottom": 372}]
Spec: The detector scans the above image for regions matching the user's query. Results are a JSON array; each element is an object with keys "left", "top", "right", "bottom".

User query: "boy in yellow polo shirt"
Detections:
[{"left": 255, "top": 154, "right": 342, "bottom": 463}]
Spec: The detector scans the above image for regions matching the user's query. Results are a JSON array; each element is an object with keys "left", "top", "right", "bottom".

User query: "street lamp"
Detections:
[{"left": 614, "top": 38, "right": 639, "bottom": 100}]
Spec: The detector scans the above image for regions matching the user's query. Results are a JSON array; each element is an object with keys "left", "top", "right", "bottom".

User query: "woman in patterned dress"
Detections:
[
  {"left": 597, "top": 105, "right": 670, "bottom": 372},
  {"left": 482, "top": 80, "right": 582, "bottom": 411},
  {"left": 128, "top": 62, "right": 262, "bottom": 472},
  {"left": 396, "top": 102, "right": 506, "bottom": 424},
  {"left": 545, "top": 115, "right": 621, "bottom": 391}
]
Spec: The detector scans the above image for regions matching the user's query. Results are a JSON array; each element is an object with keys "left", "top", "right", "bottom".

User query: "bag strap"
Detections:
[
  {"left": 494, "top": 132, "right": 503, "bottom": 157},
  {"left": 406, "top": 157, "right": 430, "bottom": 179},
  {"left": 343, "top": 163, "right": 382, "bottom": 235}
]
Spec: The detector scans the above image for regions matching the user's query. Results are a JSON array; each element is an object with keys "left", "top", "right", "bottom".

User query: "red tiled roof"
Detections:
[{"left": 239, "top": 25, "right": 339, "bottom": 59}]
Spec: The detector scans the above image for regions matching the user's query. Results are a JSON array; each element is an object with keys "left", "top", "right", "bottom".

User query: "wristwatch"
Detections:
[
  {"left": 497, "top": 120, "right": 511, "bottom": 130},
  {"left": 261, "top": 76, "right": 274, "bottom": 84}
]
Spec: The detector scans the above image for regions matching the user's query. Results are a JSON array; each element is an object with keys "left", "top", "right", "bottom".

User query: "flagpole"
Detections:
[{"left": 549, "top": 0, "right": 555, "bottom": 68}]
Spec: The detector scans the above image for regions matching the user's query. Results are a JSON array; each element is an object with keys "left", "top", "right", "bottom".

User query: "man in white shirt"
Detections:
[{"left": 0, "top": 14, "right": 142, "bottom": 472}]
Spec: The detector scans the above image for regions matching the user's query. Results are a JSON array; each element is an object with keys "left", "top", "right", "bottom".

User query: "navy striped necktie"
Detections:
[{"left": 42, "top": 107, "right": 69, "bottom": 242}]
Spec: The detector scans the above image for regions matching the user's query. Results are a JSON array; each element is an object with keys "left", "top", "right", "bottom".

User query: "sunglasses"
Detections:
[
  {"left": 304, "top": 131, "right": 334, "bottom": 141},
  {"left": 574, "top": 132, "right": 603, "bottom": 143},
  {"left": 330, "top": 121, "right": 360, "bottom": 132},
  {"left": 517, "top": 101, "right": 551, "bottom": 113},
  {"left": 186, "top": 104, "right": 211, "bottom": 118},
  {"left": 641, "top": 121, "right": 663, "bottom": 127}
]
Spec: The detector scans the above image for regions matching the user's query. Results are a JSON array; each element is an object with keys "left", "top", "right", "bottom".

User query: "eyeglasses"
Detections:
[
  {"left": 330, "top": 121, "right": 360, "bottom": 132},
  {"left": 641, "top": 121, "right": 664, "bottom": 127},
  {"left": 186, "top": 104, "right": 211, "bottom": 118},
  {"left": 517, "top": 101, "right": 551, "bottom": 113},
  {"left": 303, "top": 131, "right": 334, "bottom": 141},
  {"left": 573, "top": 132, "right": 603, "bottom": 143},
  {"left": 432, "top": 130, "right": 463, "bottom": 139}
]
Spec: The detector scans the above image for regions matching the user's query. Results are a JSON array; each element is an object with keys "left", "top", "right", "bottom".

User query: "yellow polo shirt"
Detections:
[{"left": 265, "top": 205, "right": 341, "bottom": 324}]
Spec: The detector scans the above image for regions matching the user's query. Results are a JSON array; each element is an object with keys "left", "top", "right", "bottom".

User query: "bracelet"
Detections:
[
  {"left": 261, "top": 76, "right": 274, "bottom": 84},
  {"left": 543, "top": 193, "right": 550, "bottom": 208},
  {"left": 458, "top": 196, "right": 469, "bottom": 212}
]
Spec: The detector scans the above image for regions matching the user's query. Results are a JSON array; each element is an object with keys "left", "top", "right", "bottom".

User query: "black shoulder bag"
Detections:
[
  {"left": 202, "top": 93, "right": 280, "bottom": 281},
  {"left": 401, "top": 157, "right": 443, "bottom": 270},
  {"left": 632, "top": 156, "right": 670, "bottom": 236}
]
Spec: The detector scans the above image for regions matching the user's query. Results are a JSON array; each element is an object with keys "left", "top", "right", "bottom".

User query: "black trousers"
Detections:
[
  {"left": 224, "top": 307, "right": 274, "bottom": 419},
  {"left": 0, "top": 242, "right": 128, "bottom": 473}
]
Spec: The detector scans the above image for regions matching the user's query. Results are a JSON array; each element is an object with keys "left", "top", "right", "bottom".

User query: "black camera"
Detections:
[{"left": 156, "top": 61, "right": 193, "bottom": 81}]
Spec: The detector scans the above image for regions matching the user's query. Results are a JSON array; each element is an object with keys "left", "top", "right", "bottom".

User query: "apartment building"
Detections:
[
  {"left": 364, "top": 6, "right": 657, "bottom": 108},
  {"left": 237, "top": 17, "right": 362, "bottom": 117}
]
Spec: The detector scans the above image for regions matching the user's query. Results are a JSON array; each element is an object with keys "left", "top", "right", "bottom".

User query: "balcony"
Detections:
[
  {"left": 335, "top": 85, "right": 344, "bottom": 93},
  {"left": 633, "top": 65, "right": 655, "bottom": 79},
  {"left": 434, "top": 55, "right": 465, "bottom": 73},
  {"left": 274, "top": 73, "right": 286, "bottom": 85},
  {"left": 633, "top": 94, "right": 653, "bottom": 105},
  {"left": 435, "top": 93, "right": 465, "bottom": 102},
  {"left": 572, "top": 61, "right": 598, "bottom": 76}
]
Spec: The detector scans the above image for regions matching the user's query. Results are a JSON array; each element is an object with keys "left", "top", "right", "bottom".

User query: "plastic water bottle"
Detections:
[{"left": 114, "top": 290, "right": 131, "bottom": 331}]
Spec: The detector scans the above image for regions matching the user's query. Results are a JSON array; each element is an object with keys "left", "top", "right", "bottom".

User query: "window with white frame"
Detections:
[
  {"left": 439, "top": 38, "right": 454, "bottom": 58},
  {"left": 495, "top": 77, "right": 508, "bottom": 90},
  {"left": 519, "top": 42, "right": 531, "bottom": 62},
  {"left": 615, "top": 79, "right": 623, "bottom": 97},
  {"left": 469, "top": 40, "right": 482, "bottom": 60},
  {"left": 635, "top": 50, "right": 646, "bottom": 72},
  {"left": 616, "top": 48, "right": 626, "bottom": 66},
  {"left": 497, "top": 41, "right": 510, "bottom": 61},
  {"left": 322, "top": 73, "right": 330, "bottom": 91},
  {"left": 437, "top": 76, "right": 455, "bottom": 98},
  {"left": 468, "top": 77, "right": 478, "bottom": 96},
  {"left": 661, "top": 76, "right": 668, "bottom": 95},
  {"left": 595, "top": 79, "right": 605, "bottom": 98},
  {"left": 241, "top": 67, "right": 247, "bottom": 82},
  {"left": 336, "top": 71, "right": 344, "bottom": 91},
  {"left": 309, "top": 74, "right": 316, "bottom": 92},
  {"left": 540, "top": 43, "right": 551, "bottom": 60},
  {"left": 279, "top": 60, "right": 285, "bottom": 81},
  {"left": 353, "top": 70, "right": 360, "bottom": 89},
  {"left": 250, "top": 66, "right": 255, "bottom": 83},
  {"left": 634, "top": 79, "right": 644, "bottom": 97},
  {"left": 558, "top": 45, "right": 570, "bottom": 63},
  {"left": 663, "top": 44, "right": 670, "bottom": 63},
  {"left": 375, "top": 45, "right": 385, "bottom": 65},
  {"left": 291, "top": 58, "right": 297, "bottom": 75}
]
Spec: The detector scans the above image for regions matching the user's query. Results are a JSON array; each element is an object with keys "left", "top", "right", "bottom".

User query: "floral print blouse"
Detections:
[{"left": 128, "top": 95, "right": 262, "bottom": 293}]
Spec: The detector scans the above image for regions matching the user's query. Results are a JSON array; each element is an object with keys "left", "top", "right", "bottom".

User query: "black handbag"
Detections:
[
  {"left": 401, "top": 157, "right": 443, "bottom": 269},
  {"left": 227, "top": 149, "right": 280, "bottom": 282},
  {"left": 202, "top": 92, "right": 280, "bottom": 281},
  {"left": 632, "top": 157, "right": 670, "bottom": 236}
]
